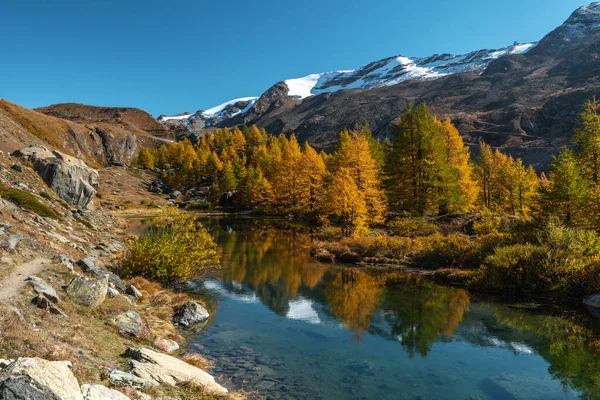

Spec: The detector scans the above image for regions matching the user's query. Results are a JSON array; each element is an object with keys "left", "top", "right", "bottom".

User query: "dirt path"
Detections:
[{"left": 0, "top": 257, "right": 51, "bottom": 302}]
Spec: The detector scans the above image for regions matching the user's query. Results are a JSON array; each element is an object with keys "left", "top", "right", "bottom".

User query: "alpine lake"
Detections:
[{"left": 170, "top": 217, "right": 600, "bottom": 400}]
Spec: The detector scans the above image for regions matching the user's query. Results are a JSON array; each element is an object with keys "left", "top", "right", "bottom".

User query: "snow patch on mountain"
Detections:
[
  {"left": 283, "top": 42, "right": 536, "bottom": 99},
  {"left": 202, "top": 97, "right": 258, "bottom": 118}
]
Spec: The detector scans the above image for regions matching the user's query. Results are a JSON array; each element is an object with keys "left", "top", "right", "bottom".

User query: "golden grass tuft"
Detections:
[
  {"left": 182, "top": 353, "right": 214, "bottom": 371},
  {"left": 128, "top": 276, "right": 163, "bottom": 294}
]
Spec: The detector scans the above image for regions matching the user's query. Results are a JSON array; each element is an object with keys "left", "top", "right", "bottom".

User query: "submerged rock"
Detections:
[
  {"left": 127, "top": 347, "right": 227, "bottom": 394},
  {"left": 173, "top": 302, "right": 209, "bottom": 327},
  {"left": 66, "top": 276, "right": 108, "bottom": 308},
  {"left": 0, "top": 358, "right": 83, "bottom": 400}
]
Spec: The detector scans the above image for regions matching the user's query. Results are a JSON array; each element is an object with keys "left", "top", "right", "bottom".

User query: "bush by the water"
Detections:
[
  {"left": 0, "top": 185, "right": 59, "bottom": 219},
  {"left": 475, "top": 220, "right": 600, "bottom": 296},
  {"left": 120, "top": 208, "right": 219, "bottom": 281}
]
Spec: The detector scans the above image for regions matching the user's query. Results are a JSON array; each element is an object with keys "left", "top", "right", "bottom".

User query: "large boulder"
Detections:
[
  {"left": 66, "top": 276, "right": 108, "bottom": 308},
  {"left": 108, "top": 311, "right": 151, "bottom": 338},
  {"left": 0, "top": 358, "right": 83, "bottom": 400},
  {"left": 80, "top": 384, "right": 130, "bottom": 400},
  {"left": 172, "top": 302, "right": 209, "bottom": 327},
  {"left": 13, "top": 146, "right": 99, "bottom": 208},
  {"left": 127, "top": 348, "right": 227, "bottom": 394}
]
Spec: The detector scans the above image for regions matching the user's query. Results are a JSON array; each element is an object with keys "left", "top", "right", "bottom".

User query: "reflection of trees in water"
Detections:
[
  {"left": 324, "top": 269, "right": 385, "bottom": 340},
  {"left": 375, "top": 276, "right": 470, "bottom": 358},
  {"left": 488, "top": 305, "right": 600, "bottom": 399},
  {"left": 211, "top": 220, "right": 327, "bottom": 315}
]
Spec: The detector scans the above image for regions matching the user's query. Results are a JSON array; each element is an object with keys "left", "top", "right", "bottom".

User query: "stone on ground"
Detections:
[
  {"left": 172, "top": 302, "right": 209, "bottom": 327},
  {"left": 81, "top": 384, "right": 130, "bottom": 400},
  {"left": 0, "top": 358, "right": 83, "bottom": 400},
  {"left": 127, "top": 347, "right": 227, "bottom": 394},
  {"left": 66, "top": 275, "right": 108, "bottom": 308},
  {"left": 26, "top": 276, "right": 60, "bottom": 303},
  {"left": 108, "top": 311, "right": 151, "bottom": 338},
  {"left": 104, "top": 369, "right": 147, "bottom": 389},
  {"left": 153, "top": 338, "right": 180, "bottom": 353}
]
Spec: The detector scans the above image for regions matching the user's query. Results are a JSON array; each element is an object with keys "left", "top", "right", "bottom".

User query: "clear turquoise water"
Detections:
[{"left": 188, "top": 218, "right": 600, "bottom": 400}]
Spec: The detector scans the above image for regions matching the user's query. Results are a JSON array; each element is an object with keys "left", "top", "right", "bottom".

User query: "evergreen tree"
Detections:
[
  {"left": 542, "top": 148, "right": 588, "bottom": 226},
  {"left": 385, "top": 103, "right": 457, "bottom": 215}
]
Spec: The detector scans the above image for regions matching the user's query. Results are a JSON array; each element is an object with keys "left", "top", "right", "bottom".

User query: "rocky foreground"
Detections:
[{"left": 0, "top": 144, "right": 238, "bottom": 399}]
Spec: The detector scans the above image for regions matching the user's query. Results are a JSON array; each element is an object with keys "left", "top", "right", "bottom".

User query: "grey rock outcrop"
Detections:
[
  {"left": 66, "top": 276, "right": 108, "bottom": 308},
  {"left": 127, "top": 348, "right": 227, "bottom": 394},
  {"left": 81, "top": 384, "right": 130, "bottom": 400},
  {"left": 172, "top": 302, "right": 209, "bottom": 327},
  {"left": 13, "top": 146, "right": 99, "bottom": 208},
  {"left": 0, "top": 358, "right": 83, "bottom": 400}
]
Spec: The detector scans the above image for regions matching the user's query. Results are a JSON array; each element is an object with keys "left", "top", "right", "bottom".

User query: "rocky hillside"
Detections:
[
  {"left": 159, "top": 2, "right": 600, "bottom": 168},
  {"left": 0, "top": 100, "right": 173, "bottom": 167}
]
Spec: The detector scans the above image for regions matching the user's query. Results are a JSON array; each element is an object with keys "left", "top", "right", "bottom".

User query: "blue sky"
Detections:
[{"left": 0, "top": 0, "right": 591, "bottom": 116}]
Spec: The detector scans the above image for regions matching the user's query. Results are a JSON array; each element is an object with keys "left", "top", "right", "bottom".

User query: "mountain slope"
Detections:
[
  {"left": 0, "top": 100, "right": 173, "bottom": 166},
  {"left": 158, "top": 2, "right": 600, "bottom": 168}
]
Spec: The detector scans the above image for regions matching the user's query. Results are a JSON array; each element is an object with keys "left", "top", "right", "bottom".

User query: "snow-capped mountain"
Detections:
[
  {"left": 158, "top": 97, "right": 257, "bottom": 138},
  {"left": 159, "top": 43, "right": 535, "bottom": 127}
]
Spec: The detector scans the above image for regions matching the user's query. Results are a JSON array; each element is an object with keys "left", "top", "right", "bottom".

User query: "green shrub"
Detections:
[
  {"left": 184, "top": 201, "right": 211, "bottom": 211},
  {"left": 413, "top": 233, "right": 473, "bottom": 269},
  {"left": 541, "top": 218, "right": 600, "bottom": 259},
  {"left": 316, "top": 226, "right": 343, "bottom": 241},
  {"left": 475, "top": 244, "right": 550, "bottom": 293},
  {"left": 120, "top": 208, "right": 220, "bottom": 281},
  {"left": 387, "top": 217, "right": 438, "bottom": 238},
  {"left": 0, "top": 186, "right": 59, "bottom": 219},
  {"left": 473, "top": 209, "right": 502, "bottom": 235}
]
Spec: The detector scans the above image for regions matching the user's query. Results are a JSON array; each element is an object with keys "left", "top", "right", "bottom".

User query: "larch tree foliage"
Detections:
[
  {"left": 238, "top": 166, "right": 273, "bottom": 209},
  {"left": 275, "top": 134, "right": 303, "bottom": 209},
  {"left": 328, "top": 129, "right": 387, "bottom": 226},
  {"left": 136, "top": 148, "right": 155, "bottom": 169},
  {"left": 298, "top": 142, "right": 326, "bottom": 213},
  {"left": 322, "top": 167, "right": 369, "bottom": 237},
  {"left": 541, "top": 148, "right": 589, "bottom": 226},
  {"left": 440, "top": 119, "right": 478, "bottom": 212},
  {"left": 475, "top": 141, "right": 538, "bottom": 216}
]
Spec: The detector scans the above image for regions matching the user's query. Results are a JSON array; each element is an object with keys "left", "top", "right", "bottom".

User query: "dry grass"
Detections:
[{"left": 182, "top": 353, "right": 215, "bottom": 371}]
